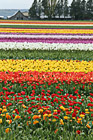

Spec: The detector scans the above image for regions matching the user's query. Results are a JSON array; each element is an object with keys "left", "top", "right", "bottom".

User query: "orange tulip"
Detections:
[
  {"left": 6, "top": 120, "right": 12, "bottom": 124},
  {"left": 27, "top": 121, "right": 31, "bottom": 126},
  {"left": 14, "top": 115, "right": 21, "bottom": 120},
  {"left": 22, "top": 104, "right": 26, "bottom": 109},
  {"left": 32, "top": 115, "right": 41, "bottom": 120},
  {"left": 6, "top": 114, "right": 11, "bottom": 119},
  {"left": 5, "top": 128, "right": 10, "bottom": 133},
  {"left": 33, "top": 120, "right": 39, "bottom": 125},
  {"left": 86, "top": 124, "right": 91, "bottom": 129},
  {"left": 54, "top": 129, "right": 58, "bottom": 134},
  {"left": 90, "top": 109, "right": 93, "bottom": 112}
]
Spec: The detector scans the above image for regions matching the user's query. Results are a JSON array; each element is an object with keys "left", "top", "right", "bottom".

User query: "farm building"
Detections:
[
  {"left": 0, "top": 16, "right": 4, "bottom": 19},
  {"left": 8, "top": 10, "right": 28, "bottom": 20}
]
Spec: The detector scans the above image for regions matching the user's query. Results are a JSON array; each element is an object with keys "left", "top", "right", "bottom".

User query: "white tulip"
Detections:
[{"left": 0, "top": 42, "right": 93, "bottom": 51}]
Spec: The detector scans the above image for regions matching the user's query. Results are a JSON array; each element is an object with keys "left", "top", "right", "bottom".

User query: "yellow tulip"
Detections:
[
  {"left": 60, "top": 106, "right": 65, "bottom": 111},
  {"left": 60, "top": 119, "right": 64, "bottom": 125},
  {"left": 52, "top": 119, "right": 56, "bottom": 122},
  {"left": 48, "top": 114, "right": 52, "bottom": 117},
  {"left": 2, "top": 109, "right": 7, "bottom": 113},
  {"left": 64, "top": 116, "right": 69, "bottom": 120},
  {"left": 80, "top": 114, "right": 85, "bottom": 118},
  {"left": 38, "top": 109, "right": 43, "bottom": 113},
  {"left": 0, "top": 119, "right": 2, "bottom": 124}
]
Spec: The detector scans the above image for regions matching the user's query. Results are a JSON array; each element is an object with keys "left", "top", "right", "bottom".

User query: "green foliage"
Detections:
[
  {"left": 37, "top": 0, "right": 42, "bottom": 18},
  {"left": 0, "top": 49, "right": 92, "bottom": 61},
  {"left": 70, "top": 0, "right": 93, "bottom": 20},
  {"left": 81, "top": 0, "right": 86, "bottom": 19},
  {"left": 86, "top": 0, "right": 93, "bottom": 20},
  {"left": 63, "top": 0, "right": 69, "bottom": 18},
  {"left": 0, "top": 125, "right": 92, "bottom": 140},
  {"left": 0, "top": 80, "right": 93, "bottom": 139},
  {"left": 55, "top": 0, "right": 63, "bottom": 18},
  {"left": 70, "top": 0, "right": 82, "bottom": 20},
  {"left": 42, "top": 0, "right": 58, "bottom": 19},
  {"left": 0, "top": 25, "right": 93, "bottom": 28},
  {"left": 29, "top": 0, "right": 38, "bottom": 18},
  {"left": 28, "top": 0, "right": 93, "bottom": 20}
]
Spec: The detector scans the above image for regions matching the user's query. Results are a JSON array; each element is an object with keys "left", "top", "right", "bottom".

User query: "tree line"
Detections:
[{"left": 29, "top": 0, "right": 93, "bottom": 20}]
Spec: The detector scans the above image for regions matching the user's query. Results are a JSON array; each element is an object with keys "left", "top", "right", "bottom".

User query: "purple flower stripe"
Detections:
[
  {"left": 0, "top": 32, "right": 93, "bottom": 36},
  {"left": 0, "top": 38, "right": 93, "bottom": 44}
]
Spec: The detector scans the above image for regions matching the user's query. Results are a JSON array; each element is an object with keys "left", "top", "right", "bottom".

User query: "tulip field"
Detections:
[{"left": 0, "top": 20, "right": 93, "bottom": 140}]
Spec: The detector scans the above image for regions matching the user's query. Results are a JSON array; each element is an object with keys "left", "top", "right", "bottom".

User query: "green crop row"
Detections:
[
  {"left": 0, "top": 49, "right": 92, "bottom": 60},
  {"left": 0, "top": 25, "right": 93, "bottom": 29}
]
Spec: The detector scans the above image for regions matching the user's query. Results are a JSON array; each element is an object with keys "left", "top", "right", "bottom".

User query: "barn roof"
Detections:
[{"left": 8, "top": 10, "right": 28, "bottom": 19}]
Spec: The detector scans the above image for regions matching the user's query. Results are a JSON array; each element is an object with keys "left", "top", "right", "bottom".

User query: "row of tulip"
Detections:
[
  {"left": 0, "top": 20, "right": 93, "bottom": 25},
  {"left": 0, "top": 59, "right": 92, "bottom": 72},
  {"left": 0, "top": 21, "right": 92, "bottom": 139},
  {"left": 0, "top": 34, "right": 93, "bottom": 39},
  {"left": 0, "top": 27, "right": 92, "bottom": 51},
  {"left": 0, "top": 42, "right": 93, "bottom": 50},
  {"left": 0, "top": 71, "right": 93, "bottom": 83},
  {"left": 0, "top": 71, "right": 93, "bottom": 136},
  {"left": 0, "top": 38, "right": 93, "bottom": 44},
  {"left": 1, "top": 23, "right": 93, "bottom": 26},
  {"left": 0, "top": 28, "right": 93, "bottom": 34},
  {"left": 0, "top": 22, "right": 92, "bottom": 51},
  {"left": 0, "top": 32, "right": 93, "bottom": 35}
]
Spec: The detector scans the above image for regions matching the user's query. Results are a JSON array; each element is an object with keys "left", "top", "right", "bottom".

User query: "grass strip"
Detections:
[
  {"left": 0, "top": 49, "right": 92, "bottom": 60},
  {"left": 0, "top": 25, "right": 93, "bottom": 29}
]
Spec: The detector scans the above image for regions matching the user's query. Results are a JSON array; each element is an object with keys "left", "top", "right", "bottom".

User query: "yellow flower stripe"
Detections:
[
  {"left": 0, "top": 59, "right": 92, "bottom": 72},
  {"left": 0, "top": 28, "right": 93, "bottom": 34}
]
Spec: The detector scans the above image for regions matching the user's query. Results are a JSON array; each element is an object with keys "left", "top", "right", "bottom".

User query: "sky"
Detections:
[{"left": 0, "top": 0, "right": 72, "bottom": 9}]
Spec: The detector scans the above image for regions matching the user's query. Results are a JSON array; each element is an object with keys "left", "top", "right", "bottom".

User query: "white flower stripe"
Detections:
[
  {"left": 0, "top": 42, "right": 93, "bottom": 50},
  {"left": 0, "top": 34, "right": 93, "bottom": 39},
  {"left": 0, "top": 23, "right": 93, "bottom": 26}
]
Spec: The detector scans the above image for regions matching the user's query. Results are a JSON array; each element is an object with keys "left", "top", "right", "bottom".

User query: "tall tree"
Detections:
[
  {"left": 55, "top": 0, "right": 63, "bottom": 18},
  {"left": 75, "top": 0, "right": 82, "bottom": 20},
  {"left": 29, "top": 0, "right": 38, "bottom": 18},
  {"left": 70, "top": 0, "right": 76, "bottom": 19},
  {"left": 63, "top": 0, "right": 68, "bottom": 18},
  {"left": 86, "top": 0, "right": 93, "bottom": 19},
  {"left": 37, "top": 0, "right": 42, "bottom": 19},
  {"left": 42, "top": 0, "right": 57, "bottom": 19},
  {"left": 81, "top": 0, "right": 86, "bottom": 20},
  {"left": 42, "top": 0, "right": 49, "bottom": 18},
  {"left": 70, "top": 0, "right": 82, "bottom": 20}
]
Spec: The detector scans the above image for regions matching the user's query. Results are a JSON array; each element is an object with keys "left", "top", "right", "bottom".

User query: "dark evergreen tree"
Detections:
[
  {"left": 70, "top": 0, "right": 76, "bottom": 19},
  {"left": 28, "top": 0, "right": 92, "bottom": 20},
  {"left": 42, "top": 0, "right": 57, "bottom": 19},
  {"left": 86, "top": 0, "right": 93, "bottom": 19},
  {"left": 81, "top": 0, "right": 86, "bottom": 20},
  {"left": 75, "top": 0, "right": 82, "bottom": 20},
  {"left": 37, "top": 0, "right": 42, "bottom": 19},
  {"left": 55, "top": 0, "right": 63, "bottom": 18},
  {"left": 63, "top": 0, "right": 69, "bottom": 18},
  {"left": 42, "top": 0, "right": 49, "bottom": 18},
  {"left": 29, "top": 0, "right": 38, "bottom": 18},
  {"left": 70, "top": 0, "right": 82, "bottom": 20}
]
